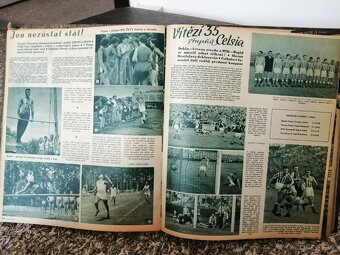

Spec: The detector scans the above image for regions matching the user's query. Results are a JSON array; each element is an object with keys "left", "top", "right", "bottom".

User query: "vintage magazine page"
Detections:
[
  {"left": 0, "top": 24, "right": 165, "bottom": 232},
  {"left": 161, "top": 24, "right": 339, "bottom": 240}
]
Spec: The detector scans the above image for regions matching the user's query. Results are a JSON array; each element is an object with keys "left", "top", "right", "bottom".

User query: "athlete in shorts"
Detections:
[
  {"left": 137, "top": 97, "right": 147, "bottom": 125},
  {"left": 313, "top": 57, "right": 321, "bottom": 86},
  {"left": 264, "top": 51, "right": 274, "bottom": 86},
  {"left": 301, "top": 171, "right": 318, "bottom": 214},
  {"left": 273, "top": 53, "right": 283, "bottom": 87},
  {"left": 299, "top": 55, "right": 308, "bottom": 86},
  {"left": 143, "top": 181, "right": 151, "bottom": 204},
  {"left": 110, "top": 185, "right": 118, "bottom": 205},
  {"left": 291, "top": 54, "right": 301, "bottom": 86},
  {"left": 172, "top": 113, "right": 183, "bottom": 140},
  {"left": 93, "top": 174, "right": 112, "bottom": 219},
  {"left": 198, "top": 157, "right": 209, "bottom": 177},
  {"left": 254, "top": 51, "right": 265, "bottom": 86},
  {"left": 282, "top": 54, "right": 291, "bottom": 86},
  {"left": 320, "top": 59, "right": 329, "bottom": 86},
  {"left": 328, "top": 60, "right": 336, "bottom": 87},
  {"left": 306, "top": 57, "right": 314, "bottom": 85}
]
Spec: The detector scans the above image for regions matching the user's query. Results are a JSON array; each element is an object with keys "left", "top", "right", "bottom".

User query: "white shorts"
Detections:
[
  {"left": 328, "top": 71, "right": 335, "bottom": 78},
  {"left": 314, "top": 69, "right": 321, "bottom": 76},
  {"left": 200, "top": 165, "right": 207, "bottom": 172},
  {"left": 283, "top": 67, "right": 290, "bottom": 75},
  {"left": 307, "top": 69, "right": 313, "bottom": 77},
  {"left": 292, "top": 67, "right": 299, "bottom": 75},
  {"left": 320, "top": 70, "right": 327, "bottom": 78},
  {"left": 274, "top": 67, "right": 281, "bottom": 74},
  {"left": 299, "top": 67, "right": 306, "bottom": 75},
  {"left": 255, "top": 65, "right": 264, "bottom": 73},
  {"left": 305, "top": 187, "right": 314, "bottom": 197},
  {"left": 275, "top": 183, "right": 284, "bottom": 191}
]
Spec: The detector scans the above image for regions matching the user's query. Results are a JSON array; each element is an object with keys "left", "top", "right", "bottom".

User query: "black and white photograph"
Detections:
[
  {"left": 248, "top": 33, "right": 339, "bottom": 98},
  {"left": 93, "top": 86, "right": 163, "bottom": 136},
  {"left": 167, "top": 147, "right": 217, "bottom": 194},
  {"left": 81, "top": 165, "right": 153, "bottom": 225},
  {"left": 165, "top": 190, "right": 241, "bottom": 236},
  {"left": 94, "top": 32, "right": 165, "bottom": 86},
  {"left": 168, "top": 103, "right": 246, "bottom": 150},
  {"left": 219, "top": 153, "right": 243, "bottom": 195},
  {"left": 264, "top": 144, "right": 327, "bottom": 224},
  {"left": 2, "top": 161, "right": 80, "bottom": 222},
  {"left": 5, "top": 87, "right": 62, "bottom": 155}
]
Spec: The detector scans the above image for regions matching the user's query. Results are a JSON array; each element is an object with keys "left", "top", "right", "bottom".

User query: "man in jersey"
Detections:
[
  {"left": 299, "top": 55, "right": 308, "bottom": 86},
  {"left": 93, "top": 174, "right": 112, "bottom": 219},
  {"left": 110, "top": 185, "right": 118, "bottom": 205},
  {"left": 273, "top": 53, "right": 283, "bottom": 87},
  {"left": 264, "top": 51, "right": 274, "bottom": 86},
  {"left": 16, "top": 88, "right": 34, "bottom": 144},
  {"left": 328, "top": 60, "right": 336, "bottom": 87},
  {"left": 313, "top": 57, "right": 321, "bottom": 86},
  {"left": 172, "top": 113, "right": 183, "bottom": 140},
  {"left": 267, "top": 166, "right": 294, "bottom": 216},
  {"left": 291, "top": 54, "right": 301, "bottom": 87},
  {"left": 254, "top": 51, "right": 265, "bottom": 86},
  {"left": 301, "top": 171, "right": 318, "bottom": 214},
  {"left": 320, "top": 59, "right": 329, "bottom": 86},
  {"left": 282, "top": 54, "right": 291, "bottom": 86},
  {"left": 143, "top": 181, "right": 151, "bottom": 204},
  {"left": 198, "top": 157, "right": 209, "bottom": 177},
  {"left": 306, "top": 57, "right": 314, "bottom": 86},
  {"left": 137, "top": 97, "right": 147, "bottom": 125}
]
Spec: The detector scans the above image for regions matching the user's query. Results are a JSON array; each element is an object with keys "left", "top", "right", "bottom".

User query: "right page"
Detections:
[{"left": 161, "top": 25, "right": 339, "bottom": 240}]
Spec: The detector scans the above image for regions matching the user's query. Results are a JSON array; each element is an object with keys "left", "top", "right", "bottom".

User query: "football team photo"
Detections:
[
  {"left": 248, "top": 33, "right": 339, "bottom": 99},
  {"left": 81, "top": 165, "right": 153, "bottom": 225},
  {"left": 264, "top": 144, "right": 327, "bottom": 224},
  {"left": 93, "top": 86, "right": 163, "bottom": 136},
  {"left": 168, "top": 103, "right": 246, "bottom": 150}
]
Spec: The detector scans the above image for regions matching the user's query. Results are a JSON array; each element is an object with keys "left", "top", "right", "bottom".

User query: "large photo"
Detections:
[
  {"left": 168, "top": 104, "right": 246, "bottom": 150},
  {"left": 165, "top": 191, "right": 241, "bottom": 236},
  {"left": 264, "top": 144, "right": 327, "bottom": 224},
  {"left": 93, "top": 86, "right": 163, "bottom": 135},
  {"left": 2, "top": 161, "right": 80, "bottom": 222},
  {"left": 81, "top": 165, "right": 153, "bottom": 225},
  {"left": 248, "top": 33, "right": 339, "bottom": 99},
  {"left": 5, "top": 87, "right": 62, "bottom": 155},
  {"left": 94, "top": 32, "right": 165, "bottom": 86}
]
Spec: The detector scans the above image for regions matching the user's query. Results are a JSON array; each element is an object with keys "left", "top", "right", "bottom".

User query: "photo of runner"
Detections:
[
  {"left": 81, "top": 165, "right": 153, "bottom": 225},
  {"left": 93, "top": 86, "right": 163, "bottom": 136}
]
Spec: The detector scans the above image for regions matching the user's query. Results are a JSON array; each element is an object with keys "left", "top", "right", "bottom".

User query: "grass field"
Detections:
[
  {"left": 81, "top": 192, "right": 153, "bottom": 225},
  {"left": 167, "top": 159, "right": 216, "bottom": 194},
  {"left": 168, "top": 128, "right": 244, "bottom": 150},
  {"left": 264, "top": 188, "right": 322, "bottom": 224},
  {"left": 94, "top": 109, "right": 163, "bottom": 136},
  {"left": 164, "top": 213, "right": 239, "bottom": 236},
  {"left": 220, "top": 162, "right": 243, "bottom": 194},
  {"left": 248, "top": 66, "right": 337, "bottom": 99}
]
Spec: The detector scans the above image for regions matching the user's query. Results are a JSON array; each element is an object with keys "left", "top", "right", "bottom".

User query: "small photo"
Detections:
[
  {"left": 81, "top": 165, "right": 153, "bottom": 225},
  {"left": 2, "top": 161, "right": 80, "bottom": 222},
  {"left": 5, "top": 87, "right": 62, "bottom": 155},
  {"left": 94, "top": 32, "right": 165, "bottom": 86},
  {"left": 165, "top": 190, "right": 241, "bottom": 236},
  {"left": 168, "top": 103, "right": 246, "bottom": 150},
  {"left": 167, "top": 147, "right": 217, "bottom": 194},
  {"left": 93, "top": 86, "right": 163, "bottom": 136},
  {"left": 264, "top": 144, "right": 327, "bottom": 224},
  {"left": 248, "top": 33, "right": 339, "bottom": 99},
  {"left": 219, "top": 152, "right": 243, "bottom": 194}
]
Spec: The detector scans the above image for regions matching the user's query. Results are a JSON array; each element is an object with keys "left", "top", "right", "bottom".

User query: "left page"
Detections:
[{"left": 0, "top": 24, "right": 165, "bottom": 232}]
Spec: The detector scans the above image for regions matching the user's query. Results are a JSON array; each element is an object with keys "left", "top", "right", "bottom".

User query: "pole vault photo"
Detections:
[
  {"left": 264, "top": 144, "right": 327, "bottom": 224},
  {"left": 81, "top": 165, "right": 153, "bottom": 225},
  {"left": 5, "top": 87, "right": 62, "bottom": 155},
  {"left": 93, "top": 86, "right": 163, "bottom": 136},
  {"left": 168, "top": 103, "right": 246, "bottom": 150},
  {"left": 165, "top": 190, "right": 241, "bottom": 236},
  {"left": 167, "top": 147, "right": 217, "bottom": 194},
  {"left": 2, "top": 160, "right": 80, "bottom": 222}
]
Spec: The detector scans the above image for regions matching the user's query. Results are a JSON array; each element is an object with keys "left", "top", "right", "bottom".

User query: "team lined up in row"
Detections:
[{"left": 254, "top": 51, "right": 338, "bottom": 87}]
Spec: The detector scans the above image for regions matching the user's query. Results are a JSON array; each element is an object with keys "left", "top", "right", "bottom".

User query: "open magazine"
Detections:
[{"left": 0, "top": 24, "right": 339, "bottom": 240}]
